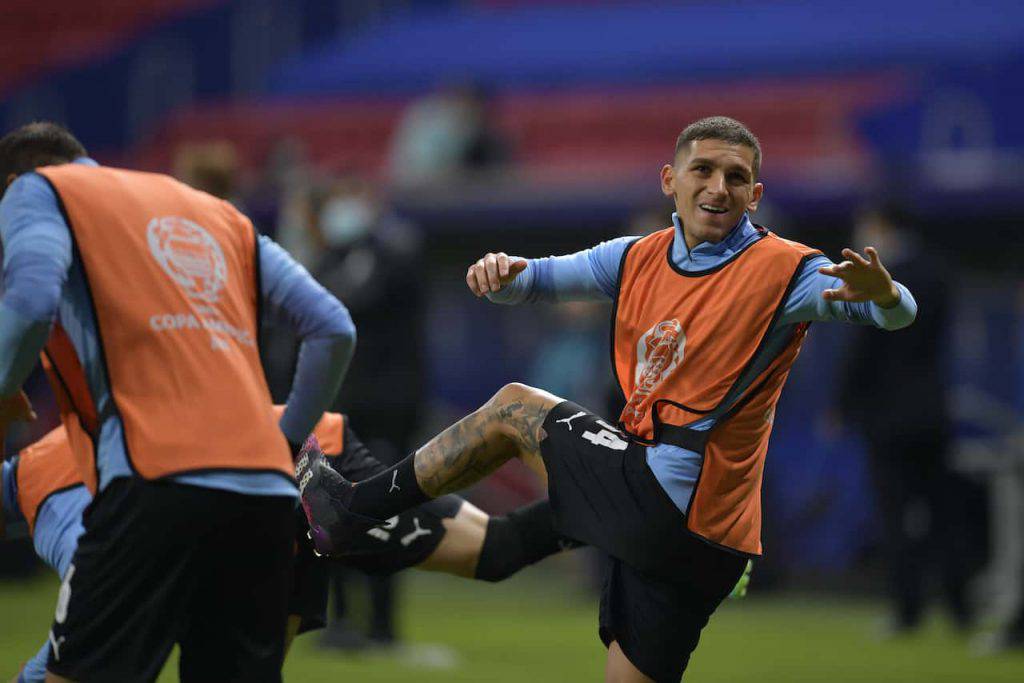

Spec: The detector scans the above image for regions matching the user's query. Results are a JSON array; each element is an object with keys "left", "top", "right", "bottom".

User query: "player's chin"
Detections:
[{"left": 693, "top": 215, "right": 737, "bottom": 240}]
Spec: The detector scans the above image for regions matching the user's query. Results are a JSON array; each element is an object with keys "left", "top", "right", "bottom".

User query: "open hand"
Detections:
[
  {"left": 466, "top": 252, "right": 528, "bottom": 297},
  {"left": 818, "top": 247, "right": 900, "bottom": 307}
]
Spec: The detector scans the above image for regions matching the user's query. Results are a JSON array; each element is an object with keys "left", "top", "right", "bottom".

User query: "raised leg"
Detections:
[
  {"left": 413, "top": 383, "right": 560, "bottom": 497},
  {"left": 299, "top": 384, "right": 561, "bottom": 556}
]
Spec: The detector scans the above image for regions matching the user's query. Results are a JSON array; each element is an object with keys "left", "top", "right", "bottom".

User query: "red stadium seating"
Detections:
[
  {"left": 130, "top": 72, "right": 904, "bottom": 190},
  {"left": 0, "top": 0, "right": 221, "bottom": 96}
]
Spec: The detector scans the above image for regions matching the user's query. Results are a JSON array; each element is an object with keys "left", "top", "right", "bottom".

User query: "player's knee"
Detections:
[
  {"left": 480, "top": 383, "right": 546, "bottom": 446},
  {"left": 490, "top": 382, "right": 541, "bottom": 406}
]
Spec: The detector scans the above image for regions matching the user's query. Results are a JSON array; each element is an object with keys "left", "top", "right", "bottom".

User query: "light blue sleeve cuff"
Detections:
[
  {"left": 868, "top": 281, "right": 917, "bottom": 330},
  {"left": 278, "top": 334, "right": 355, "bottom": 445},
  {"left": 485, "top": 256, "right": 535, "bottom": 305},
  {"left": 485, "top": 237, "right": 635, "bottom": 305}
]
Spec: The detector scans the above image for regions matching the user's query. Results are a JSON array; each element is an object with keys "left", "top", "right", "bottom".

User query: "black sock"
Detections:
[
  {"left": 474, "top": 500, "right": 580, "bottom": 582},
  {"left": 347, "top": 453, "right": 430, "bottom": 520}
]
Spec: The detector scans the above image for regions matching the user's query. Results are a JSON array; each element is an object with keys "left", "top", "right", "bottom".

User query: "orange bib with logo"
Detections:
[
  {"left": 613, "top": 226, "right": 819, "bottom": 555},
  {"left": 37, "top": 164, "right": 292, "bottom": 483}
]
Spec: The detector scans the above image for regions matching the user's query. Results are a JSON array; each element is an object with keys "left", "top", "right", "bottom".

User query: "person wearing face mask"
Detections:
[
  {"left": 298, "top": 116, "right": 918, "bottom": 682},
  {"left": 310, "top": 178, "right": 426, "bottom": 651}
]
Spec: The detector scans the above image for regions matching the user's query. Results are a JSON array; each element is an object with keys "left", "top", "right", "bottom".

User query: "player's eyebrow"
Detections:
[{"left": 687, "top": 157, "right": 752, "bottom": 177}]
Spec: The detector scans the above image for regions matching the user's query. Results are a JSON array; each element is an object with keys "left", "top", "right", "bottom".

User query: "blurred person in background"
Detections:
[
  {"left": 312, "top": 174, "right": 426, "bottom": 650},
  {"left": 837, "top": 202, "right": 978, "bottom": 635},
  {"left": 388, "top": 82, "right": 509, "bottom": 187},
  {"left": 173, "top": 141, "right": 242, "bottom": 208},
  {"left": 992, "top": 284, "right": 1024, "bottom": 652},
  {"left": 527, "top": 301, "right": 608, "bottom": 411}
]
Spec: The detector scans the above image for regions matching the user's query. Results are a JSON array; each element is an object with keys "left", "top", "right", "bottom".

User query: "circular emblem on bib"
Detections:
[
  {"left": 147, "top": 216, "right": 227, "bottom": 303},
  {"left": 623, "top": 319, "right": 686, "bottom": 430}
]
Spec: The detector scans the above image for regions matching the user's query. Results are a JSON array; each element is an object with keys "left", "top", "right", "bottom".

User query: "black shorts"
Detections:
[
  {"left": 48, "top": 477, "right": 295, "bottom": 682},
  {"left": 287, "top": 423, "right": 462, "bottom": 632},
  {"left": 541, "top": 401, "right": 746, "bottom": 682}
]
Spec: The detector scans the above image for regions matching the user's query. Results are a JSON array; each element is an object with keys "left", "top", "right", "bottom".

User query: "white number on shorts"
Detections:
[
  {"left": 582, "top": 420, "right": 628, "bottom": 451},
  {"left": 55, "top": 563, "right": 75, "bottom": 624}
]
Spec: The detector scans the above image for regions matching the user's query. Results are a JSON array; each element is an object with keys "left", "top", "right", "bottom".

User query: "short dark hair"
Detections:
[
  {"left": 674, "top": 116, "right": 761, "bottom": 178},
  {"left": 0, "top": 121, "right": 87, "bottom": 188}
]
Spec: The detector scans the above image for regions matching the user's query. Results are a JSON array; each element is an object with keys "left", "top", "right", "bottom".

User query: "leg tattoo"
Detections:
[{"left": 414, "top": 383, "right": 560, "bottom": 497}]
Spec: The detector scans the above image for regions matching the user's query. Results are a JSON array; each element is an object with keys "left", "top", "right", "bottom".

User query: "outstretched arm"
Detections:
[
  {"left": 466, "top": 236, "right": 639, "bottom": 304},
  {"left": 781, "top": 248, "right": 916, "bottom": 329}
]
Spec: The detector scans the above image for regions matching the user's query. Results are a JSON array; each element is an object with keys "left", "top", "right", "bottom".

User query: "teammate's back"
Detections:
[{"left": 0, "top": 121, "right": 355, "bottom": 682}]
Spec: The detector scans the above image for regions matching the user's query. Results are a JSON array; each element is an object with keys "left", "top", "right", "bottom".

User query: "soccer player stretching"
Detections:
[{"left": 300, "top": 116, "right": 917, "bottom": 682}]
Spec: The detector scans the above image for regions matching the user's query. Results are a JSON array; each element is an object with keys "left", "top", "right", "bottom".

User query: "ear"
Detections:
[
  {"left": 660, "top": 164, "right": 675, "bottom": 197},
  {"left": 747, "top": 182, "right": 764, "bottom": 213}
]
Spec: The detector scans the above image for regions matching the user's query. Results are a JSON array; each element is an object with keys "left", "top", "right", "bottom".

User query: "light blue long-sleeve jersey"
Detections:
[
  {"left": 2, "top": 461, "right": 88, "bottom": 683},
  {"left": 0, "top": 159, "right": 356, "bottom": 497},
  {"left": 488, "top": 213, "right": 917, "bottom": 515}
]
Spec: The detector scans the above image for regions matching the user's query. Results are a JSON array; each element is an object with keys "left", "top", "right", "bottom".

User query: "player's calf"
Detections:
[{"left": 474, "top": 500, "right": 581, "bottom": 582}]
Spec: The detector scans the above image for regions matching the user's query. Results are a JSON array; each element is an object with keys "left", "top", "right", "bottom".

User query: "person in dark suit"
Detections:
[{"left": 838, "top": 202, "right": 976, "bottom": 632}]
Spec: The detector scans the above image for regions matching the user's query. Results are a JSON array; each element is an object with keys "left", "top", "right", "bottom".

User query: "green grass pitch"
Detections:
[{"left": 3, "top": 568, "right": 1023, "bottom": 681}]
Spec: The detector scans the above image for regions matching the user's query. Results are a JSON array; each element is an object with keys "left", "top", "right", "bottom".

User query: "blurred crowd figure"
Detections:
[
  {"left": 173, "top": 142, "right": 242, "bottom": 207},
  {"left": 313, "top": 175, "right": 425, "bottom": 649},
  {"left": 388, "top": 83, "right": 509, "bottom": 187},
  {"left": 837, "top": 202, "right": 983, "bottom": 633}
]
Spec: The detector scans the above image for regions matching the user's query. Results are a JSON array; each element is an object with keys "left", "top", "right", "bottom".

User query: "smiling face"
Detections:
[{"left": 661, "top": 138, "right": 764, "bottom": 249}]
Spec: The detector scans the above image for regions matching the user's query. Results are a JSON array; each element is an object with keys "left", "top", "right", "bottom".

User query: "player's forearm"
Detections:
[
  {"left": 0, "top": 304, "right": 51, "bottom": 396},
  {"left": 486, "top": 252, "right": 613, "bottom": 305},
  {"left": 818, "top": 281, "right": 916, "bottom": 330},
  {"left": 279, "top": 331, "right": 354, "bottom": 446},
  {"left": 781, "top": 258, "right": 917, "bottom": 329},
  {"left": 259, "top": 234, "right": 357, "bottom": 444}
]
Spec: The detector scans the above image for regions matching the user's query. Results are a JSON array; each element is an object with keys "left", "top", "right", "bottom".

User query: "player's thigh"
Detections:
[
  {"left": 46, "top": 479, "right": 205, "bottom": 682},
  {"left": 178, "top": 494, "right": 295, "bottom": 683},
  {"left": 598, "top": 554, "right": 743, "bottom": 683},
  {"left": 606, "top": 641, "right": 656, "bottom": 683},
  {"left": 416, "top": 499, "right": 488, "bottom": 577},
  {"left": 537, "top": 401, "right": 648, "bottom": 552}
]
